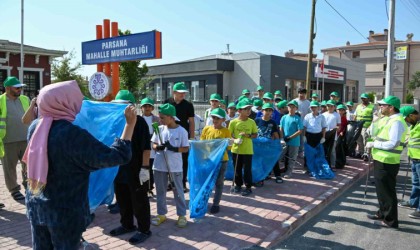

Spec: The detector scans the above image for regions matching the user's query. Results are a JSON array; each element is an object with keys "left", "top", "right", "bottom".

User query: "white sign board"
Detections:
[
  {"left": 89, "top": 72, "right": 111, "bottom": 100},
  {"left": 314, "top": 67, "right": 345, "bottom": 81}
]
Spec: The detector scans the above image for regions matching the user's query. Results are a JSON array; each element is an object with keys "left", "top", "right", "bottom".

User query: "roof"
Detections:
[
  {"left": 184, "top": 51, "right": 266, "bottom": 62},
  {"left": 322, "top": 40, "right": 420, "bottom": 52},
  {"left": 0, "top": 39, "right": 67, "bottom": 57}
]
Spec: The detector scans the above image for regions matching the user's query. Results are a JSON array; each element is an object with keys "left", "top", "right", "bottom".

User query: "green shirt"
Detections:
[{"left": 228, "top": 118, "right": 258, "bottom": 155}]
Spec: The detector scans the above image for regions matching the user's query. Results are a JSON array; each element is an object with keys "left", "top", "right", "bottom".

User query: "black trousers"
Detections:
[
  {"left": 232, "top": 153, "right": 253, "bottom": 188},
  {"left": 373, "top": 160, "right": 399, "bottom": 228},
  {"left": 114, "top": 180, "right": 151, "bottom": 233},
  {"left": 182, "top": 152, "right": 189, "bottom": 188}
]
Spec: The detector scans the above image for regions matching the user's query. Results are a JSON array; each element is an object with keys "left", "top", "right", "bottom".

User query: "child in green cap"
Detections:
[
  {"left": 200, "top": 108, "right": 232, "bottom": 214},
  {"left": 204, "top": 93, "right": 222, "bottom": 126},
  {"left": 141, "top": 97, "right": 160, "bottom": 197},
  {"left": 228, "top": 99, "right": 258, "bottom": 196},
  {"left": 151, "top": 103, "right": 190, "bottom": 228}
]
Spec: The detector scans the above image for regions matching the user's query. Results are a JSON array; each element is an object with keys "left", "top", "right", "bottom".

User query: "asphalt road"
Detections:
[{"left": 272, "top": 155, "right": 420, "bottom": 250}]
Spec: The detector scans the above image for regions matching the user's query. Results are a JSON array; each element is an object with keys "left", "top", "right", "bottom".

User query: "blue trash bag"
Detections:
[
  {"left": 225, "top": 137, "right": 282, "bottom": 182},
  {"left": 304, "top": 143, "right": 335, "bottom": 179},
  {"left": 73, "top": 100, "right": 128, "bottom": 213},
  {"left": 188, "top": 139, "right": 229, "bottom": 219}
]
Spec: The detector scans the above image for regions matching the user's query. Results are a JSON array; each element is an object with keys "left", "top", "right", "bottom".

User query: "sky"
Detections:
[{"left": 2, "top": 0, "right": 420, "bottom": 77}]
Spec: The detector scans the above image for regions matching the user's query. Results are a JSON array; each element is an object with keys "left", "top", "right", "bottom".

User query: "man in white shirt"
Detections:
[
  {"left": 294, "top": 88, "right": 311, "bottom": 154},
  {"left": 322, "top": 100, "right": 341, "bottom": 170}
]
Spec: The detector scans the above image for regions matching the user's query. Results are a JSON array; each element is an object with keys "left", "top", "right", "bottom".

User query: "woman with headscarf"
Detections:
[{"left": 23, "top": 80, "right": 136, "bottom": 249}]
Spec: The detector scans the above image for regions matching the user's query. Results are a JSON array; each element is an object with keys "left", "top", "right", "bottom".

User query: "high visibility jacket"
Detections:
[
  {"left": 356, "top": 103, "right": 374, "bottom": 128},
  {"left": 0, "top": 93, "right": 30, "bottom": 157},
  {"left": 408, "top": 122, "right": 420, "bottom": 160},
  {"left": 372, "top": 115, "right": 407, "bottom": 164}
]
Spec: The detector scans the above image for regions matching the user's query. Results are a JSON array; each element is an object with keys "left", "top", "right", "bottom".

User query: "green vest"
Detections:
[
  {"left": 408, "top": 122, "right": 420, "bottom": 160},
  {"left": 372, "top": 115, "right": 407, "bottom": 164},
  {"left": 0, "top": 93, "right": 30, "bottom": 157},
  {"left": 356, "top": 103, "right": 374, "bottom": 128}
]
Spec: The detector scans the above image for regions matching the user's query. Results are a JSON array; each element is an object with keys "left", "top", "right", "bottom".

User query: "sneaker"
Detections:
[
  {"left": 241, "top": 188, "right": 252, "bottom": 196},
  {"left": 176, "top": 216, "right": 188, "bottom": 228},
  {"left": 0, "top": 203, "right": 4, "bottom": 209},
  {"left": 276, "top": 176, "right": 284, "bottom": 183},
  {"left": 167, "top": 184, "right": 173, "bottom": 191},
  {"left": 362, "top": 154, "right": 369, "bottom": 162},
  {"left": 151, "top": 215, "right": 167, "bottom": 226},
  {"left": 398, "top": 200, "right": 414, "bottom": 209},
  {"left": 108, "top": 203, "right": 120, "bottom": 214},
  {"left": 128, "top": 231, "right": 152, "bottom": 245},
  {"left": 408, "top": 211, "right": 420, "bottom": 219},
  {"left": 231, "top": 186, "right": 241, "bottom": 193},
  {"left": 210, "top": 205, "right": 220, "bottom": 214}
]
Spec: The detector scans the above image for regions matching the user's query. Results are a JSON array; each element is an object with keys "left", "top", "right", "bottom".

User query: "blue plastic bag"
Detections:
[
  {"left": 225, "top": 137, "right": 282, "bottom": 182},
  {"left": 73, "top": 100, "right": 128, "bottom": 212},
  {"left": 188, "top": 139, "right": 229, "bottom": 218},
  {"left": 304, "top": 143, "right": 335, "bottom": 179}
]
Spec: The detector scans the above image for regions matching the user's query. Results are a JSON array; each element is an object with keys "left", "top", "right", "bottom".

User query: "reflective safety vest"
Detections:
[
  {"left": 356, "top": 103, "right": 374, "bottom": 128},
  {"left": 0, "top": 93, "right": 30, "bottom": 157},
  {"left": 372, "top": 115, "right": 407, "bottom": 164},
  {"left": 408, "top": 122, "right": 420, "bottom": 160}
]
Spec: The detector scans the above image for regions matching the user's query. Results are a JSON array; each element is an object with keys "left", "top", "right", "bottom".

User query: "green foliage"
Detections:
[
  {"left": 118, "top": 29, "right": 152, "bottom": 101},
  {"left": 408, "top": 71, "right": 420, "bottom": 90},
  {"left": 406, "top": 92, "right": 414, "bottom": 104},
  {"left": 367, "top": 92, "right": 375, "bottom": 103},
  {"left": 51, "top": 50, "right": 89, "bottom": 97}
]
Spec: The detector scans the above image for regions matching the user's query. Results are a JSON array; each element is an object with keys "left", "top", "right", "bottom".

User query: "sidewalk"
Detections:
[{"left": 0, "top": 157, "right": 369, "bottom": 250}]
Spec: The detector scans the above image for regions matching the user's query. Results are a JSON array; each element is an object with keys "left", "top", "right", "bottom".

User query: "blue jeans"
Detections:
[{"left": 410, "top": 160, "right": 420, "bottom": 211}]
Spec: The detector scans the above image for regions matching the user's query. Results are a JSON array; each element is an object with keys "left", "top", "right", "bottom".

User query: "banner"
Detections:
[
  {"left": 188, "top": 139, "right": 229, "bottom": 219},
  {"left": 73, "top": 100, "right": 128, "bottom": 212},
  {"left": 225, "top": 137, "right": 282, "bottom": 182}
]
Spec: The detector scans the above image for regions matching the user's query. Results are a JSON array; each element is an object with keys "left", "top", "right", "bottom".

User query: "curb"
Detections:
[{"left": 259, "top": 160, "right": 370, "bottom": 248}]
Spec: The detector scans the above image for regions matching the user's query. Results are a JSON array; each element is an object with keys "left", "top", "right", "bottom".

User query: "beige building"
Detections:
[{"left": 321, "top": 29, "right": 420, "bottom": 101}]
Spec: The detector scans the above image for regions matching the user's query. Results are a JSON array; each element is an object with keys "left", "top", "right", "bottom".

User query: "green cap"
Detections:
[
  {"left": 320, "top": 100, "right": 327, "bottom": 106},
  {"left": 312, "top": 93, "right": 319, "bottom": 98},
  {"left": 277, "top": 100, "right": 288, "bottom": 109},
  {"left": 173, "top": 82, "right": 188, "bottom": 93},
  {"left": 253, "top": 99, "right": 263, "bottom": 107},
  {"left": 377, "top": 95, "right": 401, "bottom": 109},
  {"left": 326, "top": 100, "right": 336, "bottom": 106},
  {"left": 262, "top": 92, "right": 274, "bottom": 100},
  {"left": 238, "top": 95, "right": 248, "bottom": 101},
  {"left": 337, "top": 104, "right": 347, "bottom": 110},
  {"left": 220, "top": 100, "right": 227, "bottom": 106},
  {"left": 330, "top": 91, "right": 339, "bottom": 97},
  {"left": 274, "top": 90, "right": 282, "bottom": 95},
  {"left": 400, "top": 106, "right": 416, "bottom": 118},
  {"left": 262, "top": 103, "right": 274, "bottom": 110},
  {"left": 210, "top": 107, "right": 226, "bottom": 119},
  {"left": 210, "top": 93, "right": 221, "bottom": 101},
  {"left": 3, "top": 76, "right": 26, "bottom": 87},
  {"left": 274, "top": 97, "right": 283, "bottom": 102},
  {"left": 360, "top": 93, "right": 369, "bottom": 99},
  {"left": 310, "top": 101, "right": 320, "bottom": 107},
  {"left": 287, "top": 100, "right": 299, "bottom": 108},
  {"left": 346, "top": 101, "right": 354, "bottom": 106},
  {"left": 236, "top": 99, "right": 253, "bottom": 109},
  {"left": 140, "top": 97, "right": 155, "bottom": 106},
  {"left": 228, "top": 102, "right": 236, "bottom": 109},
  {"left": 242, "top": 89, "right": 251, "bottom": 95},
  {"left": 114, "top": 90, "right": 136, "bottom": 103},
  {"left": 158, "top": 103, "right": 177, "bottom": 117},
  {"left": 257, "top": 86, "right": 264, "bottom": 91}
]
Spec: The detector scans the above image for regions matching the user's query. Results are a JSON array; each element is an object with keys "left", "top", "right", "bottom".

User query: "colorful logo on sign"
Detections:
[{"left": 89, "top": 72, "right": 110, "bottom": 100}]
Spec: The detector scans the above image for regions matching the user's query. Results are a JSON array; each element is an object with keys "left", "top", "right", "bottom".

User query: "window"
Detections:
[
  {"left": 352, "top": 51, "right": 360, "bottom": 58},
  {"left": 205, "top": 82, "right": 217, "bottom": 101},
  {"left": 167, "top": 82, "right": 173, "bottom": 98},
  {"left": 383, "top": 64, "right": 387, "bottom": 71},
  {"left": 23, "top": 71, "right": 39, "bottom": 98},
  {"left": 154, "top": 82, "right": 162, "bottom": 101},
  {"left": 0, "top": 70, "right": 6, "bottom": 93},
  {"left": 383, "top": 78, "right": 386, "bottom": 86}
]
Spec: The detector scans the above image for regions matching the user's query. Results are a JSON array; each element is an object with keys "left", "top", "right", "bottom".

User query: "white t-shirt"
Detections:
[
  {"left": 143, "top": 115, "right": 155, "bottom": 158},
  {"left": 322, "top": 111, "right": 341, "bottom": 140},
  {"left": 151, "top": 125, "right": 189, "bottom": 172},
  {"left": 294, "top": 98, "right": 311, "bottom": 118}
]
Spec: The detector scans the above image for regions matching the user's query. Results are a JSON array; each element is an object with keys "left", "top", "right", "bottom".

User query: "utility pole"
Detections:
[
  {"left": 20, "top": 0, "right": 24, "bottom": 84},
  {"left": 305, "top": 0, "right": 316, "bottom": 92},
  {"left": 385, "top": 0, "right": 395, "bottom": 97}
]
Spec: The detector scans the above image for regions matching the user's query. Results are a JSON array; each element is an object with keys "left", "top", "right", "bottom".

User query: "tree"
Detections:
[
  {"left": 118, "top": 29, "right": 152, "bottom": 100},
  {"left": 51, "top": 50, "right": 89, "bottom": 96},
  {"left": 407, "top": 71, "right": 420, "bottom": 91}
]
